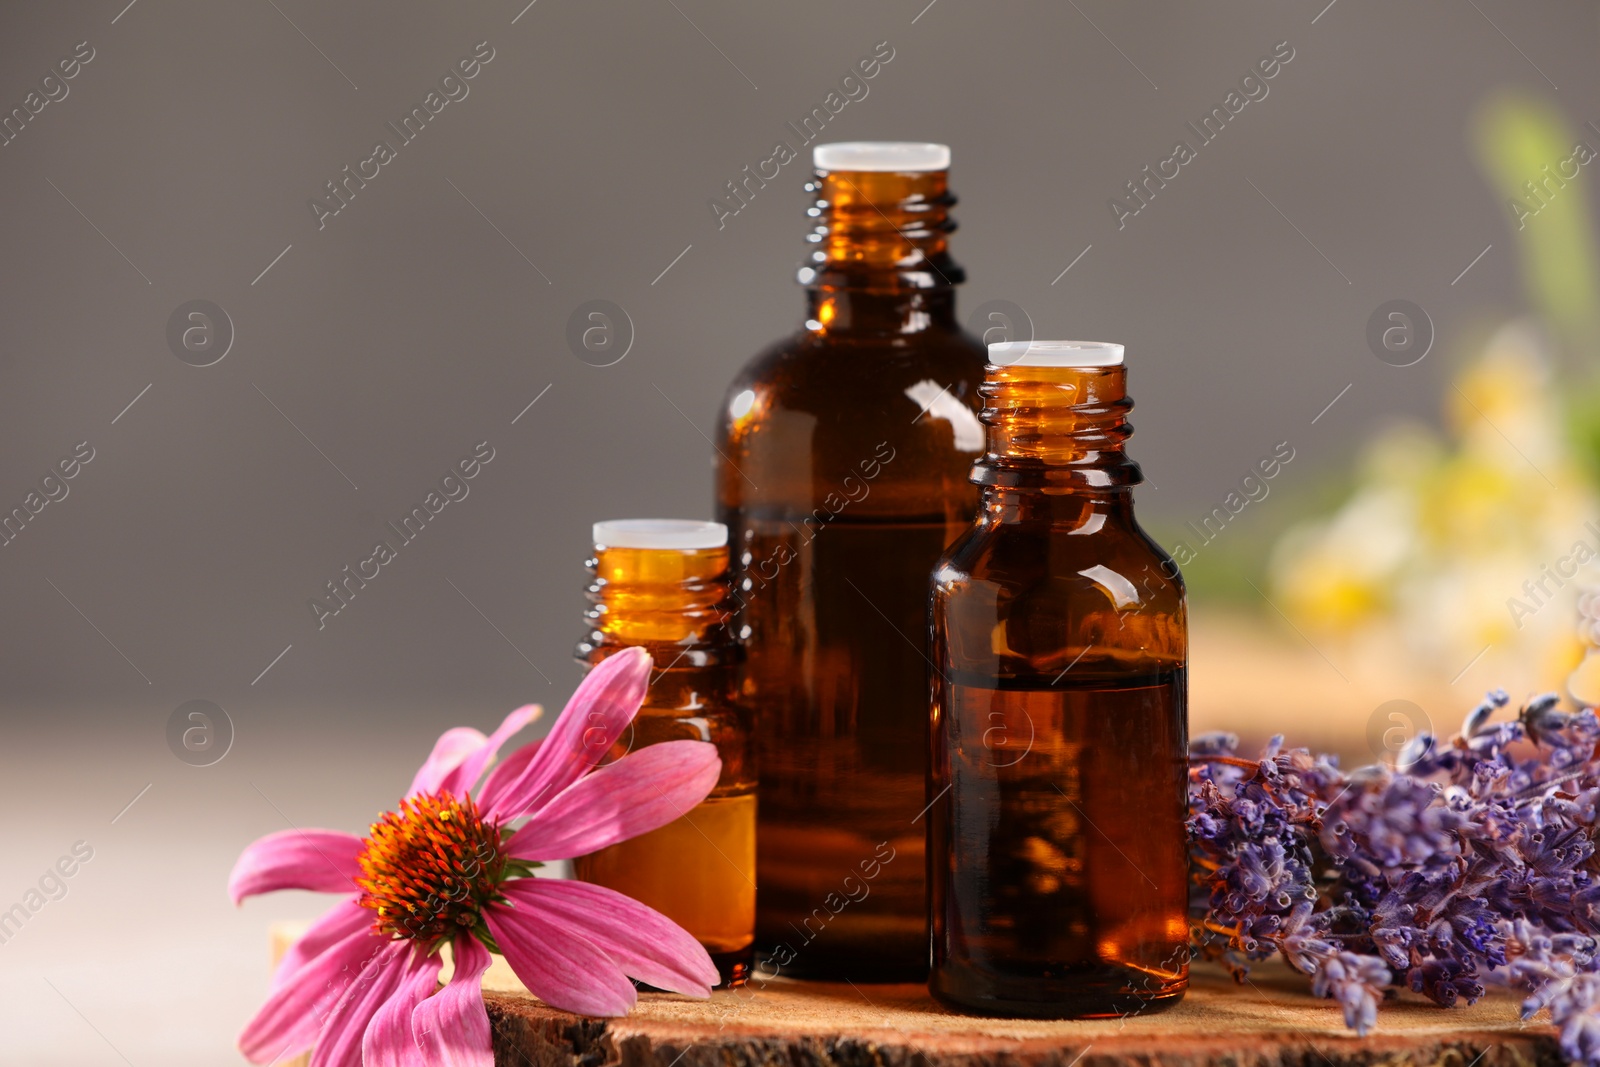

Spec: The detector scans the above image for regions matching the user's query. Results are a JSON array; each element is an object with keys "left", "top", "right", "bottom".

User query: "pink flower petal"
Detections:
[
  {"left": 411, "top": 934, "right": 495, "bottom": 1066},
  {"left": 500, "top": 878, "right": 717, "bottom": 997},
  {"left": 507, "top": 740, "right": 721, "bottom": 860},
  {"left": 475, "top": 738, "right": 543, "bottom": 814},
  {"left": 485, "top": 896, "right": 638, "bottom": 1017},
  {"left": 311, "top": 940, "right": 411, "bottom": 1067},
  {"left": 238, "top": 923, "right": 384, "bottom": 1064},
  {"left": 409, "top": 727, "right": 488, "bottom": 797},
  {"left": 270, "top": 897, "right": 371, "bottom": 994},
  {"left": 481, "top": 647, "right": 652, "bottom": 822},
  {"left": 363, "top": 948, "right": 442, "bottom": 1067},
  {"left": 229, "top": 828, "right": 364, "bottom": 905},
  {"left": 436, "top": 704, "right": 541, "bottom": 799}
]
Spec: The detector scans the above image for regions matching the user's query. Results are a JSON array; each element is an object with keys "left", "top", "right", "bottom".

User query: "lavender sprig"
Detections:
[{"left": 1188, "top": 694, "right": 1600, "bottom": 1057}]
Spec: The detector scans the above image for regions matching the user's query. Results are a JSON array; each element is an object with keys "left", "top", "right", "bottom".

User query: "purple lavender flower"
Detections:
[
  {"left": 1319, "top": 770, "right": 1461, "bottom": 871},
  {"left": 1187, "top": 691, "right": 1600, "bottom": 1060},
  {"left": 1311, "top": 951, "right": 1391, "bottom": 1036}
]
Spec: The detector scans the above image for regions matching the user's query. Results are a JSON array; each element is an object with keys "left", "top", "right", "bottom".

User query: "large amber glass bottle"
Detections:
[
  {"left": 928, "top": 342, "right": 1189, "bottom": 1018},
  {"left": 715, "top": 142, "right": 987, "bottom": 979},
  {"left": 573, "top": 519, "right": 756, "bottom": 986}
]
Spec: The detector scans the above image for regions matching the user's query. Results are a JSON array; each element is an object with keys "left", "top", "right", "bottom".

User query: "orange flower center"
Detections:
[{"left": 355, "top": 791, "right": 506, "bottom": 946}]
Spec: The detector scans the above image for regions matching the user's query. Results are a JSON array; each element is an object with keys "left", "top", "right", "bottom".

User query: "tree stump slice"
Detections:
[
  {"left": 482, "top": 962, "right": 1563, "bottom": 1067},
  {"left": 269, "top": 924, "right": 1561, "bottom": 1067}
]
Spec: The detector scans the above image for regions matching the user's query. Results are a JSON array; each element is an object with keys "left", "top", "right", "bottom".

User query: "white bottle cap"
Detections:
[
  {"left": 593, "top": 519, "right": 728, "bottom": 550},
  {"left": 813, "top": 142, "right": 950, "bottom": 173},
  {"left": 987, "top": 340, "right": 1125, "bottom": 367}
]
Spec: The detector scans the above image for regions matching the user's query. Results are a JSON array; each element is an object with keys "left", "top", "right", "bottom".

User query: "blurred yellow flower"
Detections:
[{"left": 1269, "top": 321, "right": 1595, "bottom": 696}]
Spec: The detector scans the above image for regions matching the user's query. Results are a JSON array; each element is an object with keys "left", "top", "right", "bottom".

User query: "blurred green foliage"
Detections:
[{"left": 1474, "top": 91, "right": 1600, "bottom": 474}]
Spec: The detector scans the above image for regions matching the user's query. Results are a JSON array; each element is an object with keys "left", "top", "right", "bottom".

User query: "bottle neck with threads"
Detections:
[
  {"left": 576, "top": 520, "right": 740, "bottom": 711},
  {"left": 971, "top": 341, "right": 1143, "bottom": 526},
  {"left": 799, "top": 142, "right": 964, "bottom": 337}
]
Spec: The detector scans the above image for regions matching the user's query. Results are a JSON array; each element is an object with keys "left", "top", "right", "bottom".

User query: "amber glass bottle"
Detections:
[
  {"left": 715, "top": 142, "right": 987, "bottom": 980},
  {"left": 928, "top": 342, "right": 1189, "bottom": 1018},
  {"left": 573, "top": 519, "right": 756, "bottom": 986}
]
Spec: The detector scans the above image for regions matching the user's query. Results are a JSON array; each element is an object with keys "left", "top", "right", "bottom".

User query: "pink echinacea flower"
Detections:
[{"left": 229, "top": 647, "right": 721, "bottom": 1066}]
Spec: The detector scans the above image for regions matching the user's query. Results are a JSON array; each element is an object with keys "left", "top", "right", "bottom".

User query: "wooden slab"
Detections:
[
  {"left": 483, "top": 962, "right": 1562, "bottom": 1067},
  {"left": 272, "top": 924, "right": 1562, "bottom": 1067}
]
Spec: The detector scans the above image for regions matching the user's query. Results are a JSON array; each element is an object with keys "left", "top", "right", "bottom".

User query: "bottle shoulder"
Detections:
[
  {"left": 717, "top": 325, "right": 990, "bottom": 515},
  {"left": 632, "top": 699, "right": 749, "bottom": 733},
  {"left": 723, "top": 326, "right": 988, "bottom": 406},
  {"left": 933, "top": 516, "right": 1187, "bottom": 677},
  {"left": 935, "top": 514, "right": 1186, "bottom": 606}
]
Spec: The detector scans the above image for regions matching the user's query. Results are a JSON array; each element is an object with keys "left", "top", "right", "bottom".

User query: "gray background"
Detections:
[{"left": 1, "top": 1, "right": 1594, "bottom": 1062}]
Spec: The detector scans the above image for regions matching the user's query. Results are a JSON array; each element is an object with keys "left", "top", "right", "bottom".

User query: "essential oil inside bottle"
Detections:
[
  {"left": 716, "top": 141, "right": 988, "bottom": 980},
  {"left": 572, "top": 519, "right": 756, "bottom": 987},
  {"left": 929, "top": 341, "right": 1190, "bottom": 1017}
]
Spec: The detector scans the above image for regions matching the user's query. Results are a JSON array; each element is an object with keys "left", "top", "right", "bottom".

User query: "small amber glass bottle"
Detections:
[
  {"left": 573, "top": 519, "right": 756, "bottom": 986},
  {"left": 928, "top": 342, "right": 1189, "bottom": 1018},
  {"left": 716, "top": 142, "right": 987, "bottom": 980}
]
